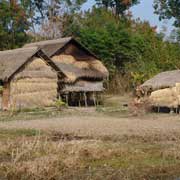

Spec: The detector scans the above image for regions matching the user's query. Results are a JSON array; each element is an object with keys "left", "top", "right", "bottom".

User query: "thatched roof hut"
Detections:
[
  {"left": 24, "top": 37, "right": 108, "bottom": 92},
  {"left": 0, "top": 47, "right": 61, "bottom": 82},
  {"left": 139, "top": 70, "right": 180, "bottom": 112},
  {"left": 141, "top": 70, "right": 180, "bottom": 91},
  {"left": 24, "top": 37, "right": 109, "bottom": 106},
  {"left": 0, "top": 47, "right": 61, "bottom": 110}
]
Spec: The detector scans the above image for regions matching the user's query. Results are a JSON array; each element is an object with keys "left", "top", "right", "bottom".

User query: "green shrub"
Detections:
[{"left": 55, "top": 100, "right": 66, "bottom": 110}]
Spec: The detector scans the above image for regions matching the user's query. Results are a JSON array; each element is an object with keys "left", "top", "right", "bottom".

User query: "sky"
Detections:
[{"left": 83, "top": 0, "right": 174, "bottom": 35}]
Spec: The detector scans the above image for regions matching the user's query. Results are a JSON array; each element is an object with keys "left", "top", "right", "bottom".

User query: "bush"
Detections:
[{"left": 55, "top": 100, "right": 66, "bottom": 111}]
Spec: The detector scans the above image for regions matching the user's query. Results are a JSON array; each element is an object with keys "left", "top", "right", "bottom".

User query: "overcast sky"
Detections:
[{"left": 83, "top": 0, "right": 173, "bottom": 35}]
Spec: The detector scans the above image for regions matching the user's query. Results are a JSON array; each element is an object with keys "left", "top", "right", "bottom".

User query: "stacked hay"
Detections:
[
  {"left": 73, "top": 61, "right": 89, "bottom": 69},
  {"left": 52, "top": 55, "right": 76, "bottom": 64},
  {"left": 89, "top": 60, "right": 108, "bottom": 75},
  {"left": 149, "top": 87, "right": 178, "bottom": 108},
  {"left": 10, "top": 58, "right": 58, "bottom": 109}
]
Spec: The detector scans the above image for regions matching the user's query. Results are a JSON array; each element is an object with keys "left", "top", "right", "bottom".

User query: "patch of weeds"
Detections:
[{"left": 0, "top": 129, "right": 43, "bottom": 139}]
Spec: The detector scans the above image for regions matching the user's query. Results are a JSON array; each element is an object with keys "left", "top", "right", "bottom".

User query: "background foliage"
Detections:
[{"left": 1, "top": 0, "right": 180, "bottom": 93}]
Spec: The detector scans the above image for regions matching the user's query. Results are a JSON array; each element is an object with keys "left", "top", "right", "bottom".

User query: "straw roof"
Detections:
[
  {"left": 53, "top": 62, "right": 106, "bottom": 83},
  {"left": 0, "top": 47, "right": 39, "bottom": 82},
  {"left": 0, "top": 47, "right": 61, "bottom": 82},
  {"left": 61, "top": 80, "right": 104, "bottom": 92},
  {"left": 24, "top": 37, "right": 109, "bottom": 81},
  {"left": 23, "top": 37, "right": 98, "bottom": 59},
  {"left": 141, "top": 70, "right": 180, "bottom": 91}
]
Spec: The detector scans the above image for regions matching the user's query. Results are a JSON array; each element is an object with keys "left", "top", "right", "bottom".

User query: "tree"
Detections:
[
  {"left": 154, "top": 0, "right": 180, "bottom": 27},
  {"left": 95, "top": 0, "right": 140, "bottom": 16},
  {"left": 0, "top": 0, "right": 29, "bottom": 50},
  {"left": 36, "top": 0, "right": 87, "bottom": 39}
]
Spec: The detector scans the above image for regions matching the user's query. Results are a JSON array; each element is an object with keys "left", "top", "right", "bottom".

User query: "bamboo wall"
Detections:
[{"left": 9, "top": 57, "right": 58, "bottom": 109}]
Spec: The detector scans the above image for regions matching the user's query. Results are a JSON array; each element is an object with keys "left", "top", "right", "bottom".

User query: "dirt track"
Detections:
[{"left": 0, "top": 111, "right": 180, "bottom": 137}]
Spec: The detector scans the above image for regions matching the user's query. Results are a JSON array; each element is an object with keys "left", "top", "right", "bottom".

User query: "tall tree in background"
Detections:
[
  {"left": 0, "top": 0, "right": 29, "bottom": 50},
  {"left": 36, "top": 0, "right": 87, "bottom": 39},
  {"left": 154, "top": 0, "right": 180, "bottom": 27},
  {"left": 95, "top": 0, "right": 140, "bottom": 16}
]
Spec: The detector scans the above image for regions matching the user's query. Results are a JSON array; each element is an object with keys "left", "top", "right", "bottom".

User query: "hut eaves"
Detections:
[
  {"left": 0, "top": 47, "right": 64, "bottom": 82},
  {"left": 23, "top": 37, "right": 98, "bottom": 59},
  {"left": 141, "top": 70, "right": 180, "bottom": 91}
]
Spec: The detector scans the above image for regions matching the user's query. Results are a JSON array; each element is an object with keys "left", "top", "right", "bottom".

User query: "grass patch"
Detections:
[{"left": 0, "top": 128, "right": 43, "bottom": 139}]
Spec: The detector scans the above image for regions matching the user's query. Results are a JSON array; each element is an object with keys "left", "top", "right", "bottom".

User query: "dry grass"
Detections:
[
  {"left": 0, "top": 130, "right": 180, "bottom": 180},
  {"left": 0, "top": 95, "right": 180, "bottom": 179}
]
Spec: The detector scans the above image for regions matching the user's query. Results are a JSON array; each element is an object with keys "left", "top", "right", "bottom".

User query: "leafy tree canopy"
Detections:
[
  {"left": 154, "top": 0, "right": 180, "bottom": 27},
  {"left": 0, "top": 0, "right": 29, "bottom": 50},
  {"left": 95, "top": 0, "right": 140, "bottom": 16}
]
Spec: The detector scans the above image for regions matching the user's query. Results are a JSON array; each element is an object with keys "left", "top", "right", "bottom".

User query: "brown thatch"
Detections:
[
  {"left": 10, "top": 57, "right": 58, "bottom": 109},
  {"left": 23, "top": 37, "right": 109, "bottom": 81},
  {"left": 141, "top": 70, "right": 180, "bottom": 91},
  {"left": 24, "top": 37, "right": 72, "bottom": 57},
  {"left": 61, "top": 80, "right": 104, "bottom": 92},
  {"left": 0, "top": 47, "right": 62, "bottom": 82},
  {"left": 0, "top": 47, "right": 38, "bottom": 81},
  {"left": 53, "top": 61, "right": 106, "bottom": 83}
]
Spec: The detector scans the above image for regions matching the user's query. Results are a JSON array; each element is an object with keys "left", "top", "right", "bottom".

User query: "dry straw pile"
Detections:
[
  {"left": 10, "top": 58, "right": 58, "bottom": 109},
  {"left": 149, "top": 83, "right": 180, "bottom": 108}
]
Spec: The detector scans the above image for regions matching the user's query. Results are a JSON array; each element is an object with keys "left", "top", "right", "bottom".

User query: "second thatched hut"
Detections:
[
  {"left": 24, "top": 37, "right": 109, "bottom": 106},
  {"left": 139, "top": 70, "right": 180, "bottom": 112},
  {"left": 0, "top": 47, "right": 62, "bottom": 110}
]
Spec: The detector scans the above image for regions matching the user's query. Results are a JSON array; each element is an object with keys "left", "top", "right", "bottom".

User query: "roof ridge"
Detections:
[
  {"left": 0, "top": 46, "right": 38, "bottom": 54},
  {"left": 23, "top": 37, "right": 72, "bottom": 47}
]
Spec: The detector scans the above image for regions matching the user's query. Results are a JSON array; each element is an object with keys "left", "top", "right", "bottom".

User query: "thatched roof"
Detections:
[
  {"left": 23, "top": 37, "right": 98, "bottom": 59},
  {"left": 61, "top": 80, "right": 104, "bottom": 92},
  {"left": 0, "top": 47, "right": 40, "bottom": 82},
  {"left": 0, "top": 47, "right": 61, "bottom": 82},
  {"left": 24, "top": 37, "right": 109, "bottom": 81},
  {"left": 54, "top": 62, "right": 106, "bottom": 83},
  {"left": 141, "top": 70, "right": 180, "bottom": 91}
]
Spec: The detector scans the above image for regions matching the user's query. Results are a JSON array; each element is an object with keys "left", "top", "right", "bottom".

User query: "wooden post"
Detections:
[
  {"left": 84, "top": 92, "right": 87, "bottom": 107},
  {"left": 93, "top": 92, "right": 96, "bottom": 106},
  {"left": 157, "top": 106, "right": 160, "bottom": 113},
  {"left": 78, "top": 93, "right": 81, "bottom": 107},
  {"left": 96, "top": 92, "right": 99, "bottom": 106},
  {"left": 65, "top": 93, "right": 68, "bottom": 106}
]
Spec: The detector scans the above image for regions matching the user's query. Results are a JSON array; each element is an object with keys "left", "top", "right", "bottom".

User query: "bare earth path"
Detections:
[{"left": 0, "top": 111, "right": 180, "bottom": 137}]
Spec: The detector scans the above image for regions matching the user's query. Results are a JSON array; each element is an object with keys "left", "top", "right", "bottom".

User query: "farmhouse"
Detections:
[
  {"left": 24, "top": 37, "right": 109, "bottom": 106},
  {"left": 139, "top": 70, "right": 180, "bottom": 112},
  {"left": 0, "top": 47, "right": 61, "bottom": 110}
]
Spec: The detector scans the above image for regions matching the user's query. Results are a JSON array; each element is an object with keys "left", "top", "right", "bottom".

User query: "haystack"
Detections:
[
  {"left": 52, "top": 55, "right": 76, "bottom": 64},
  {"left": 89, "top": 60, "right": 108, "bottom": 75},
  {"left": 0, "top": 47, "right": 60, "bottom": 110},
  {"left": 10, "top": 57, "right": 58, "bottom": 108},
  {"left": 149, "top": 87, "right": 178, "bottom": 108}
]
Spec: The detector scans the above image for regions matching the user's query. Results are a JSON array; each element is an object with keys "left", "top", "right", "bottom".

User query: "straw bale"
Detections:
[
  {"left": 52, "top": 55, "right": 76, "bottom": 64},
  {"left": 73, "top": 61, "right": 89, "bottom": 69},
  {"left": 149, "top": 88, "right": 178, "bottom": 108},
  {"left": 10, "top": 56, "right": 58, "bottom": 109},
  {"left": 89, "top": 60, "right": 108, "bottom": 74},
  {"left": 10, "top": 90, "right": 57, "bottom": 108},
  {"left": 176, "top": 83, "right": 180, "bottom": 94},
  {"left": 11, "top": 81, "right": 57, "bottom": 95},
  {"left": 13, "top": 78, "right": 55, "bottom": 83},
  {"left": 64, "top": 72, "right": 76, "bottom": 82},
  {"left": 27, "top": 58, "right": 48, "bottom": 70}
]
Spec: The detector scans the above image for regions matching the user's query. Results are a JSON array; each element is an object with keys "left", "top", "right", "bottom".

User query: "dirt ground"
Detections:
[
  {"left": 1, "top": 96, "right": 180, "bottom": 179},
  {"left": 0, "top": 108, "right": 180, "bottom": 138}
]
